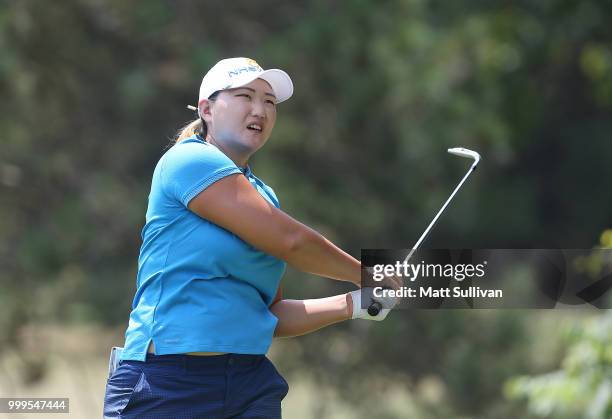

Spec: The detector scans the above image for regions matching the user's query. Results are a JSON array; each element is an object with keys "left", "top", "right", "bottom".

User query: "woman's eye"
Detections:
[
  {"left": 237, "top": 94, "right": 251, "bottom": 99},
  {"left": 266, "top": 100, "right": 276, "bottom": 106}
]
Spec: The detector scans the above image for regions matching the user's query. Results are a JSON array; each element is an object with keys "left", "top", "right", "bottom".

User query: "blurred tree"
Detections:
[
  {"left": 506, "top": 313, "right": 612, "bottom": 419},
  {"left": 505, "top": 230, "right": 612, "bottom": 419}
]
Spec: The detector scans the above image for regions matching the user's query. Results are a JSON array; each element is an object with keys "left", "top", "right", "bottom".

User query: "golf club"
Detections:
[{"left": 367, "top": 147, "right": 482, "bottom": 316}]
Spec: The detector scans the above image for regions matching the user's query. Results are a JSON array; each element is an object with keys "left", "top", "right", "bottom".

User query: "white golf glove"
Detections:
[{"left": 349, "top": 288, "right": 399, "bottom": 321}]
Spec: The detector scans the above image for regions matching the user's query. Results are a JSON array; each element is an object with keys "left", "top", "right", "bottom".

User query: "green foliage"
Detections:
[
  {"left": 506, "top": 314, "right": 612, "bottom": 419},
  {"left": 505, "top": 233, "right": 612, "bottom": 418}
]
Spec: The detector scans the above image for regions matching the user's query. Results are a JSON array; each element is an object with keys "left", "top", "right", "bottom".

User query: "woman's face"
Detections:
[{"left": 202, "top": 78, "right": 277, "bottom": 162}]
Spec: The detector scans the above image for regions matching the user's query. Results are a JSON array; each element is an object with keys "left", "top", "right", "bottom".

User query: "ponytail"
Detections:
[
  {"left": 174, "top": 91, "right": 220, "bottom": 144},
  {"left": 175, "top": 118, "right": 205, "bottom": 143}
]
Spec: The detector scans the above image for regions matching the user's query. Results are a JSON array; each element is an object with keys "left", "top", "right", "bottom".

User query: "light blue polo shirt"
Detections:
[{"left": 121, "top": 135, "right": 286, "bottom": 361}]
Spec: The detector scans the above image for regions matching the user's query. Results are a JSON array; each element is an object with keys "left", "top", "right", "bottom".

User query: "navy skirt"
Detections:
[{"left": 103, "top": 353, "right": 289, "bottom": 418}]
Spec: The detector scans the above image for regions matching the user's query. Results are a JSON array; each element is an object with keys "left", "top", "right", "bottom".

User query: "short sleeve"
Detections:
[{"left": 161, "top": 141, "right": 242, "bottom": 207}]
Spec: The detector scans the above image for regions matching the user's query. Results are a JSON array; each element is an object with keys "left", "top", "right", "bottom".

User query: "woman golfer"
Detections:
[{"left": 103, "top": 57, "right": 398, "bottom": 418}]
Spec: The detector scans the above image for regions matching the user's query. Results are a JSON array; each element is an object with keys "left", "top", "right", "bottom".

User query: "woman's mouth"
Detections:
[{"left": 247, "top": 124, "right": 262, "bottom": 132}]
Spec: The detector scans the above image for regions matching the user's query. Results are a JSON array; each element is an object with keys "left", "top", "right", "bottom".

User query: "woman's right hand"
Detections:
[
  {"left": 348, "top": 287, "right": 399, "bottom": 321},
  {"left": 348, "top": 267, "right": 402, "bottom": 320}
]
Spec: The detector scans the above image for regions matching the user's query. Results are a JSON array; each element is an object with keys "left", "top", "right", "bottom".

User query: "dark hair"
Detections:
[{"left": 175, "top": 91, "right": 220, "bottom": 143}]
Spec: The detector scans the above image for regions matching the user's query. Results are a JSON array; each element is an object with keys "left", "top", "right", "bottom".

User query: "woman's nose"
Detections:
[{"left": 250, "top": 100, "right": 266, "bottom": 118}]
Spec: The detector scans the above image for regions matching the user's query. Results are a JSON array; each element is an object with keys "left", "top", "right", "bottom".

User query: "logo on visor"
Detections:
[
  {"left": 246, "top": 59, "right": 262, "bottom": 69},
  {"left": 227, "top": 59, "right": 263, "bottom": 78}
]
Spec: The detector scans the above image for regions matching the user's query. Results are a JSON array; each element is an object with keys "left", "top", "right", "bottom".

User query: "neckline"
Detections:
[{"left": 193, "top": 134, "right": 252, "bottom": 176}]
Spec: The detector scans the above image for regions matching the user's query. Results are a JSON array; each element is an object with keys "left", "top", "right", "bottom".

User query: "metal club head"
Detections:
[{"left": 448, "top": 147, "right": 481, "bottom": 167}]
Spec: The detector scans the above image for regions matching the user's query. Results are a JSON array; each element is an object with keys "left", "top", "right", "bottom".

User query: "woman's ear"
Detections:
[{"left": 198, "top": 100, "right": 213, "bottom": 124}]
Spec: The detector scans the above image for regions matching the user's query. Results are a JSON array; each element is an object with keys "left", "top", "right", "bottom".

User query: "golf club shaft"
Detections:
[
  {"left": 409, "top": 163, "right": 477, "bottom": 258},
  {"left": 367, "top": 162, "right": 478, "bottom": 315}
]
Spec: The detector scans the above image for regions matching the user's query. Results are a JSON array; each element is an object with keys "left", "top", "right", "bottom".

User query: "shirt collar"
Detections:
[
  {"left": 240, "top": 165, "right": 252, "bottom": 177},
  {"left": 194, "top": 134, "right": 252, "bottom": 177}
]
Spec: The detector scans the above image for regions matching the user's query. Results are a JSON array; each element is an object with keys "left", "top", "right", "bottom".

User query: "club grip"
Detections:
[{"left": 367, "top": 301, "right": 382, "bottom": 316}]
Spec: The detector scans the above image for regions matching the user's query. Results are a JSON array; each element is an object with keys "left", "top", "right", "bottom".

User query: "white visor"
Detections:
[{"left": 196, "top": 58, "right": 293, "bottom": 114}]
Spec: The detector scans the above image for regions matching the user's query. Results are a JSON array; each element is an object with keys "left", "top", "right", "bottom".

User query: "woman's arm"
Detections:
[
  {"left": 188, "top": 174, "right": 361, "bottom": 286},
  {"left": 270, "top": 294, "right": 353, "bottom": 338}
]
